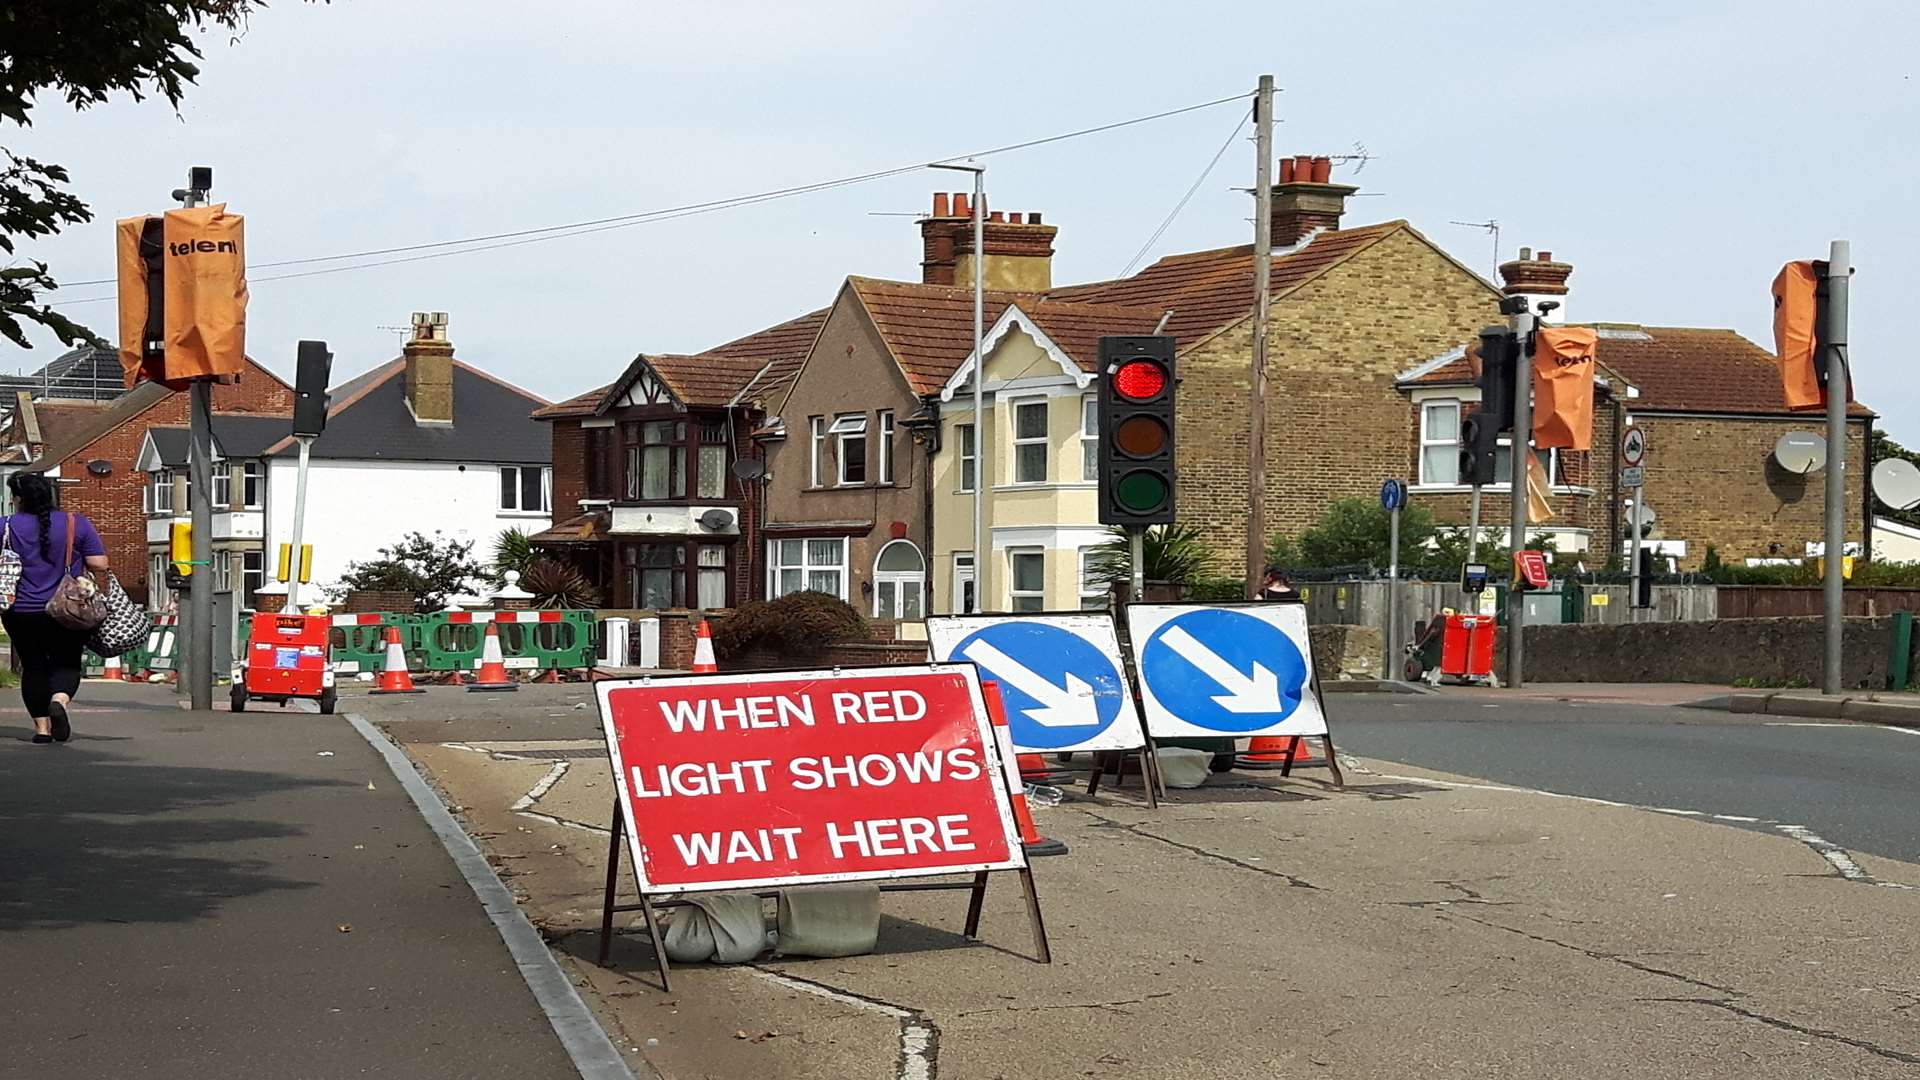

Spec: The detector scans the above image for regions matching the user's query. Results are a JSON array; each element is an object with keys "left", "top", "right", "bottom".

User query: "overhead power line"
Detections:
[
  {"left": 49, "top": 89, "right": 1253, "bottom": 306},
  {"left": 1117, "top": 104, "right": 1252, "bottom": 278}
]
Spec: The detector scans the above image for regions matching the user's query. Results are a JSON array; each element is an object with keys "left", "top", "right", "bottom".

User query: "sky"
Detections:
[{"left": 10, "top": 0, "right": 1920, "bottom": 437}]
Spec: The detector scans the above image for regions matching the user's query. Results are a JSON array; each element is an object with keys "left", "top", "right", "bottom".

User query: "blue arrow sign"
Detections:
[
  {"left": 1380, "top": 478, "right": 1406, "bottom": 511},
  {"left": 949, "top": 622, "right": 1125, "bottom": 751},
  {"left": 1138, "top": 608, "right": 1309, "bottom": 734}
]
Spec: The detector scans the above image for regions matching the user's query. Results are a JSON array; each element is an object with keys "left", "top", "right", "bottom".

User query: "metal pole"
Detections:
[
  {"left": 1628, "top": 489, "right": 1643, "bottom": 622},
  {"left": 1387, "top": 500, "right": 1401, "bottom": 680},
  {"left": 1505, "top": 310, "right": 1535, "bottom": 688},
  {"left": 186, "top": 381, "right": 214, "bottom": 710},
  {"left": 1130, "top": 527, "right": 1146, "bottom": 607},
  {"left": 1466, "top": 485, "right": 1482, "bottom": 604},
  {"left": 971, "top": 167, "right": 986, "bottom": 612},
  {"left": 1246, "top": 75, "right": 1274, "bottom": 590},
  {"left": 286, "top": 436, "right": 314, "bottom": 609},
  {"left": 1822, "top": 240, "right": 1851, "bottom": 694}
]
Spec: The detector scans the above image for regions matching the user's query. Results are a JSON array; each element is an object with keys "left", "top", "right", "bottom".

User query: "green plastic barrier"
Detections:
[
  {"left": 327, "top": 613, "right": 427, "bottom": 674},
  {"left": 418, "top": 611, "right": 596, "bottom": 674}
]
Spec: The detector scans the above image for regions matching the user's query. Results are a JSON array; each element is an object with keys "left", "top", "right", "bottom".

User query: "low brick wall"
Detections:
[
  {"left": 342, "top": 590, "right": 412, "bottom": 614},
  {"left": 1310, "top": 624, "right": 1383, "bottom": 682},
  {"left": 1513, "top": 616, "right": 1897, "bottom": 689}
]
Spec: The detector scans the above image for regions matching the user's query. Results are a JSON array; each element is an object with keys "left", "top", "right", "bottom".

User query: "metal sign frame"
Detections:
[
  {"left": 1124, "top": 601, "right": 1332, "bottom": 740},
  {"left": 926, "top": 611, "right": 1150, "bottom": 754}
]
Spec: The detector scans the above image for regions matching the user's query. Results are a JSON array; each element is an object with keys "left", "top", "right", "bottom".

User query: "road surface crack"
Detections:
[
  {"left": 1639, "top": 998, "right": 1920, "bottom": 1065},
  {"left": 955, "top": 992, "right": 1175, "bottom": 1019},
  {"left": 1440, "top": 910, "right": 1742, "bottom": 996},
  {"left": 752, "top": 967, "right": 940, "bottom": 1080},
  {"left": 1077, "top": 809, "right": 1316, "bottom": 889}
]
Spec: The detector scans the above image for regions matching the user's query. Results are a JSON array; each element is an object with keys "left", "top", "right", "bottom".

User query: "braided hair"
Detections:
[{"left": 8, "top": 472, "right": 58, "bottom": 560}]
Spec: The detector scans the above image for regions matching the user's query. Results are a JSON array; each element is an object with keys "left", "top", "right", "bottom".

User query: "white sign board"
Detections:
[
  {"left": 1621, "top": 466, "right": 1644, "bottom": 489},
  {"left": 927, "top": 613, "right": 1148, "bottom": 754},
  {"left": 1621, "top": 426, "right": 1646, "bottom": 467},
  {"left": 1124, "top": 603, "right": 1329, "bottom": 740}
]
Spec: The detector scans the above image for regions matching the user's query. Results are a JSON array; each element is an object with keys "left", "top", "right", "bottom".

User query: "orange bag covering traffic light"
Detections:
[
  {"left": 1530, "top": 325, "right": 1598, "bottom": 450},
  {"left": 115, "top": 204, "right": 248, "bottom": 389},
  {"left": 1771, "top": 259, "right": 1822, "bottom": 410}
]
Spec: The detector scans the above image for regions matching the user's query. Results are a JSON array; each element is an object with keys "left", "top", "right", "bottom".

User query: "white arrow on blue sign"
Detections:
[
  {"left": 927, "top": 614, "right": 1147, "bottom": 753},
  {"left": 1125, "top": 603, "right": 1330, "bottom": 739}
]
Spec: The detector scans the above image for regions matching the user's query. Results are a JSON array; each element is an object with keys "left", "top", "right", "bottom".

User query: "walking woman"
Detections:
[{"left": 3, "top": 474, "right": 108, "bottom": 743}]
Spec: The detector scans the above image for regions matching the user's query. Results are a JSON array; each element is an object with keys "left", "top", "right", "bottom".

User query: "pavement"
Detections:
[
  {"left": 1730, "top": 687, "right": 1920, "bottom": 724},
  {"left": 0, "top": 680, "right": 604, "bottom": 1080},
  {"left": 350, "top": 680, "right": 1920, "bottom": 1080}
]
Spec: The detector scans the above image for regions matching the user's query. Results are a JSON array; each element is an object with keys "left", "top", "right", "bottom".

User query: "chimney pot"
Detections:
[
  {"left": 932, "top": 192, "right": 951, "bottom": 217},
  {"left": 1538, "top": 250, "right": 1552, "bottom": 261},
  {"left": 1310, "top": 156, "right": 1332, "bottom": 183},
  {"left": 988, "top": 211, "right": 1005, "bottom": 223},
  {"left": 1278, "top": 157, "right": 1296, "bottom": 183},
  {"left": 1293, "top": 155, "right": 1313, "bottom": 177},
  {"left": 1027, "top": 211, "right": 1043, "bottom": 225},
  {"left": 952, "top": 192, "right": 971, "bottom": 218},
  {"left": 1519, "top": 246, "right": 1532, "bottom": 261},
  {"left": 1007, "top": 212, "right": 1023, "bottom": 224}
]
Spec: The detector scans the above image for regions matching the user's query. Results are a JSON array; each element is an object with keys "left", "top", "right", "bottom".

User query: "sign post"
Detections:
[
  {"left": 1621, "top": 425, "right": 1646, "bottom": 617},
  {"left": 594, "top": 664, "right": 1047, "bottom": 988},
  {"left": 1381, "top": 479, "right": 1406, "bottom": 681}
]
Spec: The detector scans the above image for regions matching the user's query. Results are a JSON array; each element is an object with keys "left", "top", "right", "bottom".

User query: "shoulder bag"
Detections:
[
  {"left": 46, "top": 512, "right": 108, "bottom": 631},
  {"left": 0, "top": 519, "right": 21, "bottom": 610},
  {"left": 89, "top": 574, "right": 152, "bottom": 657}
]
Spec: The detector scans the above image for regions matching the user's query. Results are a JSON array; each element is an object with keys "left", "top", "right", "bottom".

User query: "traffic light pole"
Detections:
[
  {"left": 1505, "top": 308, "right": 1535, "bottom": 689},
  {"left": 1821, "top": 240, "right": 1850, "bottom": 695},
  {"left": 179, "top": 175, "right": 215, "bottom": 711},
  {"left": 1130, "top": 527, "right": 1146, "bottom": 607},
  {"left": 1246, "top": 75, "right": 1274, "bottom": 590},
  {"left": 285, "top": 435, "right": 315, "bottom": 610}
]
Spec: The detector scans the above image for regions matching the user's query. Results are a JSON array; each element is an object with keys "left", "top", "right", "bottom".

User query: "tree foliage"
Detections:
[
  {"left": 1267, "top": 497, "right": 1553, "bottom": 579},
  {"left": 335, "top": 531, "right": 485, "bottom": 613},
  {"left": 492, "top": 527, "right": 536, "bottom": 583},
  {"left": 1085, "top": 524, "right": 1220, "bottom": 586},
  {"left": 713, "top": 591, "right": 866, "bottom": 661},
  {"left": 1, "top": 2, "right": 305, "bottom": 347}
]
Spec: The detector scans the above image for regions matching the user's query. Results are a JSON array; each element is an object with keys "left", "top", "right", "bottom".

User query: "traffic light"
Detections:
[
  {"left": 277, "top": 543, "right": 314, "bottom": 584},
  {"left": 1458, "top": 325, "right": 1518, "bottom": 487},
  {"left": 1096, "top": 336, "right": 1176, "bottom": 526}
]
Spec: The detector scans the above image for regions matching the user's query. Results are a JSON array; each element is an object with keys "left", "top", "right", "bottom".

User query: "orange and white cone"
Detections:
[
  {"left": 101, "top": 653, "right": 125, "bottom": 682},
  {"left": 981, "top": 680, "right": 1067, "bottom": 857},
  {"left": 369, "top": 626, "right": 425, "bottom": 695},
  {"left": 467, "top": 621, "right": 519, "bottom": 693},
  {"left": 691, "top": 619, "right": 718, "bottom": 674},
  {"left": 1235, "top": 734, "right": 1299, "bottom": 771}
]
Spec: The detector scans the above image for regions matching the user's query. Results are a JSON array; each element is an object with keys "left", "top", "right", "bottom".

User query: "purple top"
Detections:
[{"left": 6, "top": 511, "right": 106, "bottom": 613}]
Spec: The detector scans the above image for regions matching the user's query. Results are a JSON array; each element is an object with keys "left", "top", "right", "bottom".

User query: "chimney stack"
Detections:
[
  {"left": 404, "top": 311, "right": 454, "bottom": 425},
  {"left": 1268, "top": 154, "right": 1355, "bottom": 247},
  {"left": 917, "top": 192, "right": 1058, "bottom": 290},
  {"left": 1497, "top": 248, "right": 1573, "bottom": 323}
]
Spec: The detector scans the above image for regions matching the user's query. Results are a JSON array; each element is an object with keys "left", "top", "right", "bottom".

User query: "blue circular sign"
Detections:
[
  {"left": 951, "top": 622, "right": 1123, "bottom": 750},
  {"left": 1380, "top": 478, "right": 1406, "bottom": 511},
  {"left": 1139, "top": 609, "right": 1308, "bottom": 733}
]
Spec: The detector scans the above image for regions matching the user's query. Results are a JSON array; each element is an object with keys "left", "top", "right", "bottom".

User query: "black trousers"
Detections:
[{"left": 3, "top": 609, "right": 88, "bottom": 718}]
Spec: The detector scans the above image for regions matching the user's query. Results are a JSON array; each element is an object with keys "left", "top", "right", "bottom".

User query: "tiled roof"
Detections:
[
  {"left": 701, "top": 308, "right": 829, "bottom": 402},
  {"left": 531, "top": 384, "right": 613, "bottom": 420},
  {"left": 265, "top": 361, "right": 551, "bottom": 463},
  {"left": 1045, "top": 221, "right": 1409, "bottom": 347},
  {"left": 528, "top": 511, "right": 608, "bottom": 543},
  {"left": 23, "top": 380, "right": 173, "bottom": 472},
  {"left": 1402, "top": 325, "right": 1873, "bottom": 418},
  {"left": 848, "top": 277, "right": 1029, "bottom": 395},
  {"left": 32, "top": 401, "right": 113, "bottom": 450},
  {"left": 646, "top": 352, "right": 780, "bottom": 408}
]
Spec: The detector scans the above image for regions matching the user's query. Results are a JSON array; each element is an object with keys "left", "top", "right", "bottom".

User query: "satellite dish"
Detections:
[
  {"left": 1873, "top": 458, "right": 1920, "bottom": 512},
  {"left": 698, "top": 508, "right": 736, "bottom": 531},
  {"left": 85, "top": 459, "right": 113, "bottom": 477},
  {"left": 1624, "top": 498, "right": 1657, "bottom": 534},
  {"left": 1773, "top": 432, "right": 1827, "bottom": 474},
  {"left": 731, "top": 458, "right": 766, "bottom": 481}
]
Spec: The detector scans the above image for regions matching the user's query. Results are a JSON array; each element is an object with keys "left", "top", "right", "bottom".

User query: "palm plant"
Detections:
[
  {"left": 517, "top": 557, "right": 601, "bottom": 609},
  {"left": 492, "top": 528, "right": 536, "bottom": 584},
  {"left": 1085, "top": 524, "right": 1219, "bottom": 586}
]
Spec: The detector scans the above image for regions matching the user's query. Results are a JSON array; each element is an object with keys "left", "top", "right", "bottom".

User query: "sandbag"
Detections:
[
  {"left": 1155, "top": 746, "right": 1213, "bottom": 789},
  {"left": 775, "top": 885, "right": 881, "bottom": 958},
  {"left": 660, "top": 892, "right": 768, "bottom": 964}
]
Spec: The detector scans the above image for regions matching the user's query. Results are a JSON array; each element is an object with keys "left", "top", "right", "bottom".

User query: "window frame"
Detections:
[
  {"left": 1080, "top": 395, "right": 1099, "bottom": 482},
  {"left": 148, "top": 471, "right": 173, "bottom": 515},
  {"left": 1493, "top": 437, "right": 1558, "bottom": 488},
  {"left": 951, "top": 552, "right": 975, "bottom": 615},
  {"left": 499, "top": 465, "right": 551, "bottom": 514},
  {"left": 1078, "top": 547, "right": 1107, "bottom": 610},
  {"left": 767, "top": 537, "right": 850, "bottom": 601},
  {"left": 1010, "top": 399, "right": 1050, "bottom": 485},
  {"left": 830, "top": 413, "right": 868, "bottom": 487},
  {"left": 1418, "top": 399, "right": 1462, "bottom": 487},
  {"left": 877, "top": 409, "right": 895, "bottom": 485},
  {"left": 1007, "top": 548, "right": 1045, "bottom": 613},
  {"left": 212, "top": 463, "right": 231, "bottom": 510},
  {"left": 241, "top": 461, "right": 264, "bottom": 510},
  {"left": 956, "top": 423, "right": 976, "bottom": 493},
  {"left": 871, "top": 539, "right": 925, "bottom": 620},
  {"left": 241, "top": 549, "right": 265, "bottom": 602},
  {"left": 809, "top": 416, "right": 826, "bottom": 488}
]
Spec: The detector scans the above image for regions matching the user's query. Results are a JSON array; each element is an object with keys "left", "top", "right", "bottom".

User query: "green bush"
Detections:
[
  {"left": 713, "top": 591, "right": 867, "bottom": 660},
  {"left": 1186, "top": 575, "right": 1248, "bottom": 601}
]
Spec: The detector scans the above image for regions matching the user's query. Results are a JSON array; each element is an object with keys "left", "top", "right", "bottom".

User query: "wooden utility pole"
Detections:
[{"left": 1246, "top": 75, "right": 1274, "bottom": 589}]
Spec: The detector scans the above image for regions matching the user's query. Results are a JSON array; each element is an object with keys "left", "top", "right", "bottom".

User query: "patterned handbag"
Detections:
[
  {"left": 89, "top": 574, "right": 152, "bottom": 657},
  {"left": 0, "top": 519, "right": 20, "bottom": 610}
]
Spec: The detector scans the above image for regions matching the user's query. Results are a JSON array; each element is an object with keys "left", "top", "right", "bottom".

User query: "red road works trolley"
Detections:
[
  {"left": 234, "top": 612, "right": 338, "bottom": 714},
  {"left": 1404, "top": 612, "right": 1498, "bottom": 688}
]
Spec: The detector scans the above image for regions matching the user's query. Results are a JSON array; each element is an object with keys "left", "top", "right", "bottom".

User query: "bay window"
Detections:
[{"left": 769, "top": 538, "right": 847, "bottom": 599}]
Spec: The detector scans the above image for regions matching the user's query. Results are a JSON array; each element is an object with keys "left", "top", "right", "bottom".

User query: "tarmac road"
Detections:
[{"left": 1332, "top": 690, "right": 1920, "bottom": 863}]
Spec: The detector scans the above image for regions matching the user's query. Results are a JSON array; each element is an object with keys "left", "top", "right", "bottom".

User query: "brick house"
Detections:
[
  {"left": 17, "top": 358, "right": 294, "bottom": 604},
  {"left": 529, "top": 309, "right": 826, "bottom": 609},
  {"left": 1398, "top": 253, "right": 1873, "bottom": 568}
]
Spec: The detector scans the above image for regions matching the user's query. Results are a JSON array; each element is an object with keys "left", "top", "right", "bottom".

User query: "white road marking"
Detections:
[
  {"left": 511, "top": 760, "right": 570, "bottom": 812},
  {"left": 1363, "top": 767, "right": 1916, "bottom": 891},
  {"left": 752, "top": 968, "right": 937, "bottom": 1080}
]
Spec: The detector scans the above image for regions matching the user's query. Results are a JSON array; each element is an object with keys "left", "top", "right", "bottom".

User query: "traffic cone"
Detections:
[
  {"left": 691, "top": 619, "right": 718, "bottom": 674},
  {"left": 467, "top": 621, "right": 519, "bottom": 693},
  {"left": 1017, "top": 753, "right": 1068, "bottom": 787},
  {"left": 981, "top": 680, "right": 1068, "bottom": 857},
  {"left": 101, "top": 654, "right": 125, "bottom": 682},
  {"left": 370, "top": 626, "right": 425, "bottom": 695},
  {"left": 1236, "top": 735, "right": 1302, "bottom": 771}
]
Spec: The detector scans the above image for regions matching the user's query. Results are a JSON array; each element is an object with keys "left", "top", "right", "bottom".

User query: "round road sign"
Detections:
[{"left": 1621, "top": 426, "right": 1646, "bottom": 467}]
